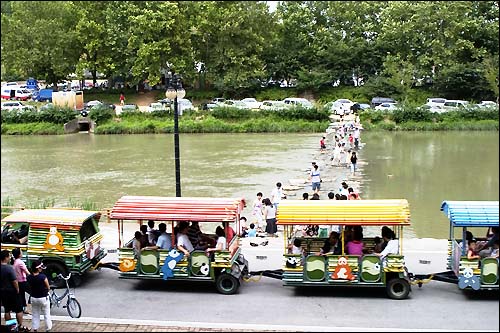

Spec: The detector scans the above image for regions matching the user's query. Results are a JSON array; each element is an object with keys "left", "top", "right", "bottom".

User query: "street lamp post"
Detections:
[{"left": 165, "top": 71, "right": 185, "bottom": 197}]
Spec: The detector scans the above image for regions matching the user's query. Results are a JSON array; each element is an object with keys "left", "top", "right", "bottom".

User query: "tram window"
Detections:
[{"left": 80, "top": 219, "right": 97, "bottom": 241}]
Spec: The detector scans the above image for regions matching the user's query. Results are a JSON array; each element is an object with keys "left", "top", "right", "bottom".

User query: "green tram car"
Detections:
[
  {"left": 277, "top": 199, "right": 413, "bottom": 299},
  {"left": 1, "top": 208, "right": 107, "bottom": 286},
  {"left": 441, "top": 200, "right": 499, "bottom": 291},
  {"left": 110, "top": 196, "right": 249, "bottom": 295}
]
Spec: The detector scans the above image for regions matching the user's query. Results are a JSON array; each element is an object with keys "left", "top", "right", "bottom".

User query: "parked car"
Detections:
[
  {"left": 84, "top": 100, "right": 103, "bottom": 109},
  {"left": 171, "top": 98, "right": 195, "bottom": 115},
  {"left": 283, "top": 97, "right": 314, "bottom": 109},
  {"left": 419, "top": 104, "right": 446, "bottom": 113},
  {"left": 158, "top": 98, "right": 172, "bottom": 106},
  {"left": 201, "top": 102, "right": 218, "bottom": 111},
  {"left": 1, "top": 87, "right": 32, "bottom": 101},
  {"left": 211, "top": 97, "right": 226, "bottom": 105},
  {"left": 241, "top": 98, "right": 262, "bottom": 109},
  {"left": 325, "top": 99, "right": 354, "bottom": 115},
  {"left": 475, "top": 101, "right": 498, "bottom": 109},
  {"left": 1, "top": 101, "right": 36, "bottom": 112},
  {"left": 371, "top": 97, "right": 396, "bottom": 108},
  {"left": 260, "top": 100, "right": 288, "bottom": 111},
  {"left": 374, "top": 102, "right": 398, "bottom": 111},
  {"left": 219, "top": 100, "right": 248, "bottom": 109},
  {"left": 443, "top": 100, "right": 469, "bottom": 110},
  {"left": 32, "top": 89, "right": 53, "bottom": 102},
  {"left": 425, "top": 97, "right": 446, "bottom": 108},
  {"left": 121, "top": 104, "right": 139, "bottom": 112},
  {"left": 358, "top": 103, "right": 371, "bottom": 110},
  {"left": 146, "top": 102, "right": 168, "bottom": 113}
]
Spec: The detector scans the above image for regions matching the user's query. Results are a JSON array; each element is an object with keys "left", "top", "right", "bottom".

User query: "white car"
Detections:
[
  {"left": 443, "top": 100, "right": 469, "bottom": 110},
  {"left": 171, "top": 98, "right": 195, "bottom": 115},
  {"left": 1, "top": 101, "right": 36, "bottom": 112},
  {"left": 219, "top": 100, "right": 248, "bottom": 109},
  {"left": 420, "top": 104, "right": 446, "bottom": 113},
  {"left": 283, "top": 97, "right": 314, "bottom": 109},
  {"left": 374, "top": 102, "right": 398, "bottom": 111},
  {"left": 328, "top": 99, "right": 354, "bottom": 115},
  {"left": 475, "top": 101, "right": 498, "bottom": 109},
  {"left": 146, "top": 102, "right": 168, "bottom": 113},
  {"left": 211, "top": 97, "right": 226, "bottom": 105},
  {"left": 241, "top": 98, "right": 262, "bottom": 109},
  {"left": 425, "top": 98, "right": 446, "bottom": 108},
  {"left": 85, "top": 100, "right": 103, "bottom": 108},
  {"left": 260, "top": 100, "right": 288, "bottom": 111}
]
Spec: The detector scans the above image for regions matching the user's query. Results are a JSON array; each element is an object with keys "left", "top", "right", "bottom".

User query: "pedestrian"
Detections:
[
  {"left": 350, "top": 151, "right": 358, "bottom": 175},
  {"left": 339, "top": 181, "right": 349, "bottom": 197},
  {"left": 263, "top": 198, "right": 278, "bottom": 238},
  {"left": 27, "top": 260, "right": 52, "bottom": 332},
  {"left": 331, "top": 143, "right": 341, "bottom": 166},
  {"left": 252, "top": 192, "right": 264, "bottom": 232},
  {"left": 328, "top": 192, "right": 335, "bottom": 199},
  {"left": 320, "top": 136, "right": 326, "bottom": 152},
  {"left": 348, "top": 133, "right": 354, "bottom": 149},
  {"left": 12, "top": 248, "right": 31, "bottom": 315},
  {"left": 302, "top": 192, "right": 309, "bottom": 200},
  {"left": 348, "top": 187, "right": 361, "bottom": 200},
  {"left": 271, "top": 182, "right": 285, "bottom": 210},
  {"left": 353, "top": 127, "right": 361, "bottom": 149},
  {"left": 345, "top": 149, "right": 351, "bottom": 168},
  {"left": 309, "top": 164, "right": 321, "bottom": 194},
  {"left": 1, "top": 250, "right": 28, "bottom": 332},
  {"left": 119, "top": 91, "right": 125, "bottom": 106}
]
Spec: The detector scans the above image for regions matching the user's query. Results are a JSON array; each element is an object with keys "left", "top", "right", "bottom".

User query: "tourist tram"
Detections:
[
  {"left": 277, "top": 199, "right": 412, "bottom": 299},
  {"left": 109, "top": 196, "right": 249, "bottom": 295},
  {"left": 1, "top": 198, "right": 498, "bottom": 297},
  {"left": 440, "top": 200, "right": 499, "bottom": 291}
]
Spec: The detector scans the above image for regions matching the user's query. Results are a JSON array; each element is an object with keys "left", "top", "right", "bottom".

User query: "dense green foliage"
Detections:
[
  {"left": 1, "top": 1, "right": 498, "bottom": 102},
  {"left": 89, "top": 105, "right": 115, "bottom": 124},
  {"left": 1, "top": 105, "right": 76, "bottom": 124}
]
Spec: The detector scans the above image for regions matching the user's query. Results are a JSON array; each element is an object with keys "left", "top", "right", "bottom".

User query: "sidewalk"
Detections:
[{"left": 3, "top": 316, "right": 287, "bottom": 332}]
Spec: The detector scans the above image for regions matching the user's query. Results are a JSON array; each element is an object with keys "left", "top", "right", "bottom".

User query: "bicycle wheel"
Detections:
[{"left": 66, "top": 298, "right": 81, "bottom": 318}]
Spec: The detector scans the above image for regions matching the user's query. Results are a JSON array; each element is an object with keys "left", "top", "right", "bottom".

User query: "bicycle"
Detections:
[{"left": 49, "top": 273, "right": 82, "bottom": 318}]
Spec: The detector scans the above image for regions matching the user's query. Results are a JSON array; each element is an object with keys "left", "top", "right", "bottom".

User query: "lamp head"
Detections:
[{"left": 165, "top": 87, "right": 176, "bottom": 99}]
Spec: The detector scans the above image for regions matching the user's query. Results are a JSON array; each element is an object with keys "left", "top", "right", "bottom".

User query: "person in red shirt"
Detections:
[
  {"left": 222, "top": 221, "right": 236, "bottom": 246},
  {"left": 320, "top": 136, "right": 326, "bottom": 152}
]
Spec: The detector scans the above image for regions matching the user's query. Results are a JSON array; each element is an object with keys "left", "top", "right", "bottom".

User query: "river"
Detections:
[{"left": 1, "top": 131, "right": 498, "bottom": 238}]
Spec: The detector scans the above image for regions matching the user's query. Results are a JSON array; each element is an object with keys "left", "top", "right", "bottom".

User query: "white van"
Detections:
[
  {"left": 1, "top": 87, "right": 32, "bottom": 101},
  {"left": 283, "top": 97, "right": 314, "bottom": 109}
]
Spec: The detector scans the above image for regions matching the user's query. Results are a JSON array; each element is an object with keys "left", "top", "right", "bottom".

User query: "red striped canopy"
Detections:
[{"left": 110, "top": 196, "right": 246, "bottom": 222}]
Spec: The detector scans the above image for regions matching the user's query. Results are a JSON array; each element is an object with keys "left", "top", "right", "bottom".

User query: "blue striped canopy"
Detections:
[{"left": 440, "top": 201, "right": 499, "bottom": 227}]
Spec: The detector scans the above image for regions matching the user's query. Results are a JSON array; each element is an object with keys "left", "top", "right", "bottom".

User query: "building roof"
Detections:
[
  {"left": 109, "top": 196, "right": 245, "bottom": 222},
  {"left": 277, "top": 199, "right": 411, "bottom": 226},
  {"left": 440, "top": 201, "right": 499, "bottom": 227},
  {"left": 1, "top": 209, "right": 99, "bottom": 228}
]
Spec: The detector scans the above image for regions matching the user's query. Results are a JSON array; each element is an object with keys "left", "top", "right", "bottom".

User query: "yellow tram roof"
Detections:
[
  {"left": 1, "top": 209, "right": 100, "bottom": 228},
  {"left": 276, "top": 199, "right": 411, "bottom": 226}
]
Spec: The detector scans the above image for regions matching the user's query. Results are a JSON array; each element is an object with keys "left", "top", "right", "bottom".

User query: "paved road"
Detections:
[{"left": 48, "top": 258, "right": 498, "bottom": 332}]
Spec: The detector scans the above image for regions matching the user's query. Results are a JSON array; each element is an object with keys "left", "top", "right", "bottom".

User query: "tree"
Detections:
[{"left": 1, "top": 1, "right": 81, "bottom": 88}]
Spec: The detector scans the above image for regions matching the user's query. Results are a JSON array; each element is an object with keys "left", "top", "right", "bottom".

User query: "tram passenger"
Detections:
[
  {"left": 317, "top": 231, "right": 341, "bottom": 255},
  {"left": 177, "top": 221, "right": 194, "bottom": 257},
  {"left": 375, "top": 226, "right": 398, "bottom": 260},
  {"left": 139, "top": 225, "right": 150, "bottom": 248},
  {"left": 490, "top": 240, "right": 499, "bottom": 258},
  {"left": 188, "top": 222, "right": 215, "bottom": 250},
  {"left": 466, "top": 239, "right": 480, "bottom": 260},
  {"left": 132, "top": 231, "right": 142, "bottom": 258},
  {"left": 206, "top": 226, "right": 227, "bottom": 260},
  {"left": 147, "top": 220, "right": 159, "bottom": 245},
  {"left": 346, "top": 228, "right": 364, "bottom": 256},
  {"left": 477, "top": 227, "right": 499, "bottom": 258},
  {"left": 143, "top": 223, "right": 172, "bottom": 251},
  {"left": 221, "top": 221, "right": 236, "bottom": 244}
]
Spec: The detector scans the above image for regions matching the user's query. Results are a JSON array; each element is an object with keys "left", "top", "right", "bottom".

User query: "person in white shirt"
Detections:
[
  {"left": 271, "top": 182, "right": 284, "bottom": 210},
  {"left": 206, "top": 226, "right": 227, "bottom": 255},
  {"left": 176, "top": 221, "right": 194, "bottom": 257},
  {"left": 375, "top": 226, "right": 399, "bottom": 260}
]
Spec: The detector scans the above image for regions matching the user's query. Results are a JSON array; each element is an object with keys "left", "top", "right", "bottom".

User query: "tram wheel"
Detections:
[
  {"left": 215, "top": 273, "right": 239, "bottom": 295},
  {"left": 386, "top": 278, "right": 411, "bottom": 300}
]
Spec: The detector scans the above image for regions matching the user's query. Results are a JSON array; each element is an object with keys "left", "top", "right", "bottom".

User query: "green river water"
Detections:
[{"left": 1, "top": 131, "right": 498, "bottom": 238}]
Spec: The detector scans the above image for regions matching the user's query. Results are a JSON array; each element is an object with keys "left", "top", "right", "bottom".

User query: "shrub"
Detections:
[
  {"left": 211, "top": 107, "right": 253, "bottom": 120},
  {"left": 89, "top": 105, "right": 115, "bottom": 124},
  {"left": 273, "top": 107, "right": 329, "bottom": 121},
  {"left": 391, "top": 105, "right": 433, "bottom": 124}
]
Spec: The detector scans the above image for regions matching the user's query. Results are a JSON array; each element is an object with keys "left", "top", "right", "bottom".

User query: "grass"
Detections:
[
  {"left": 1, "top": 196, "right": 102, "bottom": 211},
  {"left": 1, "top": 122, "right": 65, "bottom": 135}
]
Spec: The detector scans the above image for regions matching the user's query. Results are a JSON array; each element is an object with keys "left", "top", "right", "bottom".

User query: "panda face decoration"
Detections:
[
  {"left": 199, "top": 262, "right": 210, "bottom": 276},
  {"left": 286, "top": 256, "right": 300, "bottom": 268}
]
